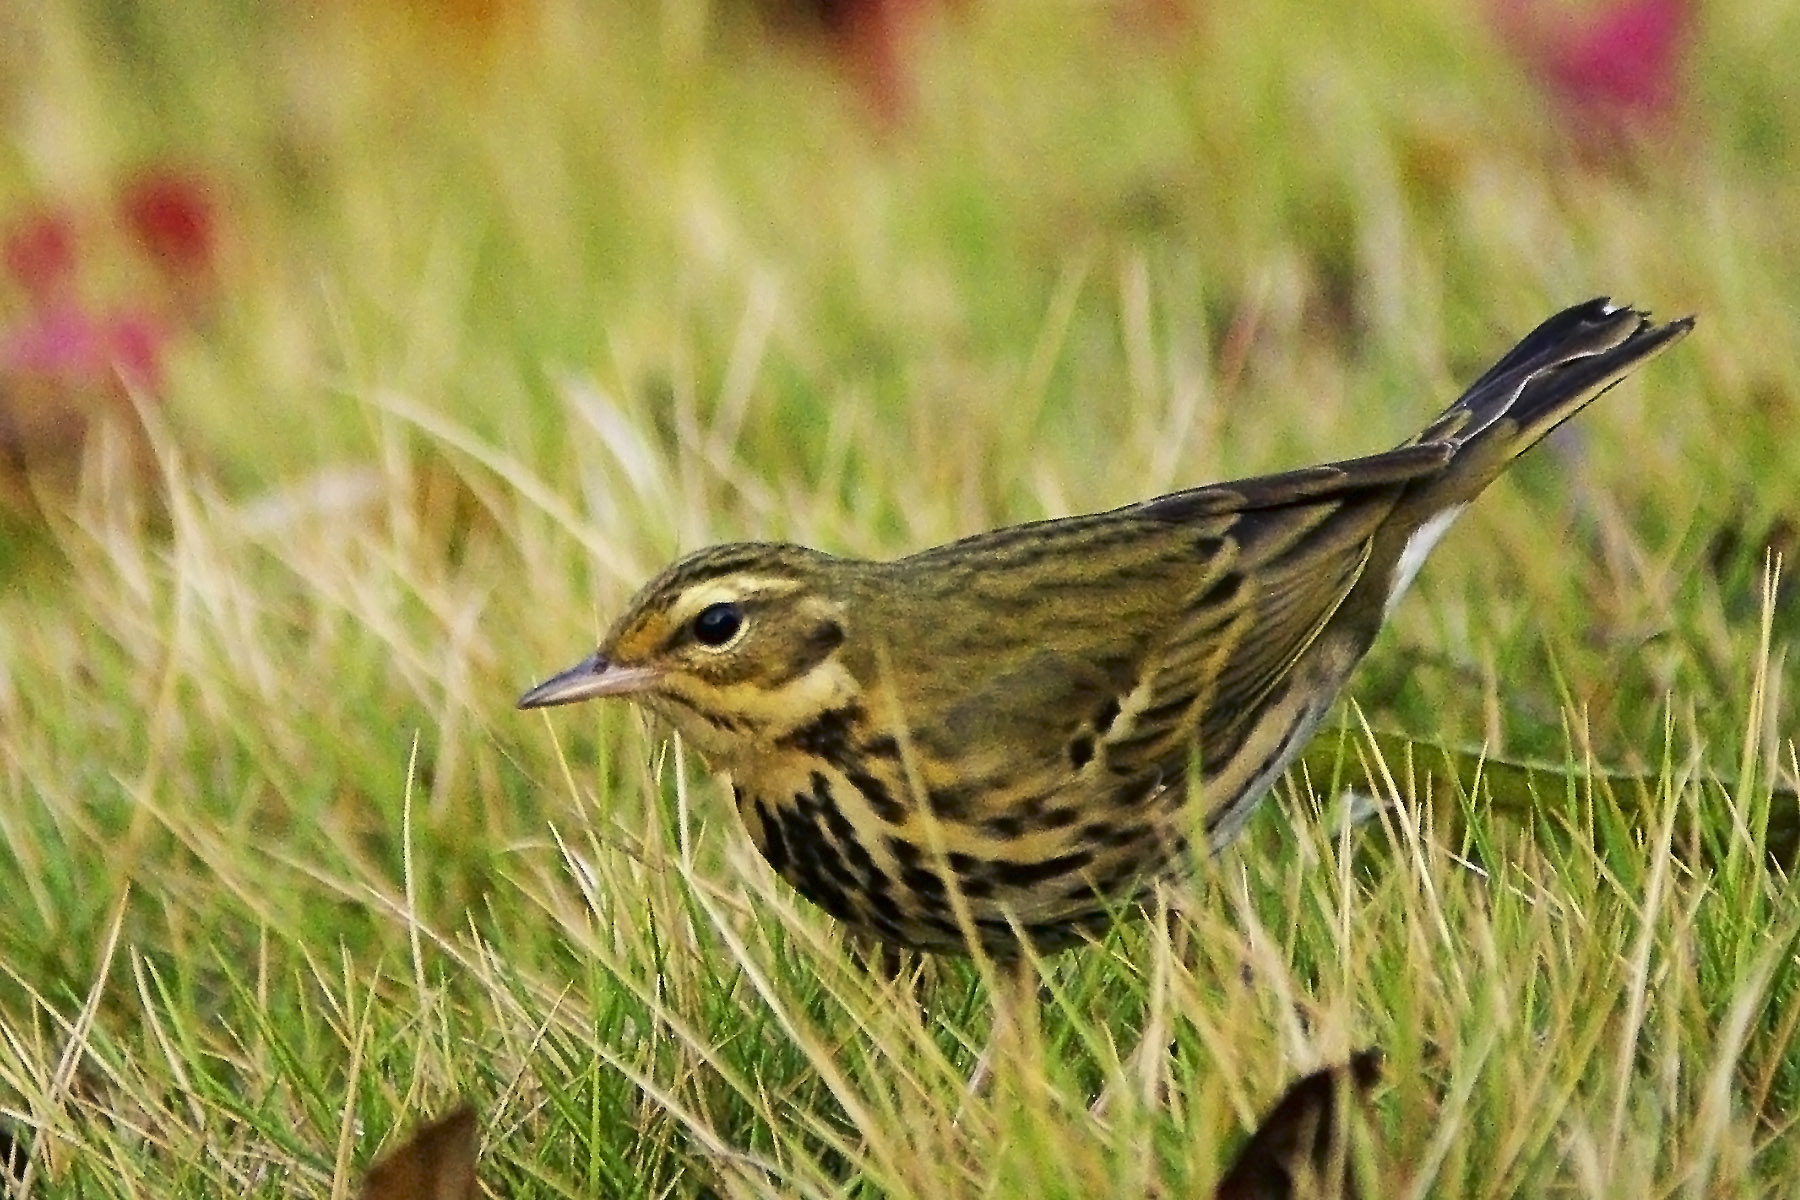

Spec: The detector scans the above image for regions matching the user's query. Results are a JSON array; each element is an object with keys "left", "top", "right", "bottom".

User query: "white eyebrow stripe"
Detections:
[{"left": 668, "top": 575, "right": 804, "bottom": 627}]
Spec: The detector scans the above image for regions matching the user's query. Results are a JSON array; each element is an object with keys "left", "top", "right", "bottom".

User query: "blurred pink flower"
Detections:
[
  {"left": 0, "top": 163, "right": 220, "bottom": 393},
  {"left": 1495, "top": 0, "right": 1693, "bottom": 141},
  {"left": 0, "top": 305, "right": 167, "bottom": 393},
  {"left": 0, "top": 304, "right": 167, "bottom": 487},
  {"left": 0, "top": 168, "right": 219, "bottom": 490}
]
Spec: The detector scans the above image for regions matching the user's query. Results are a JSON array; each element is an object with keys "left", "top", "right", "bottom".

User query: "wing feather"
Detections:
[{"left": 1101, "top": 494, "right": 1391, "bottom": 784}]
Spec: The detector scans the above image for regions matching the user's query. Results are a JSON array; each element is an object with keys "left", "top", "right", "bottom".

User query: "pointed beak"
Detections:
[{"left": 517, "top": 652, "right": 661, "bottom": 710}]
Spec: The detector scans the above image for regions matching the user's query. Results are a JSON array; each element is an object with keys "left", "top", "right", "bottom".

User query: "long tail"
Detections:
[
  {"left": 1360, "top": 298, "right": 1691, "bottom": 622},
  {"left": 1411, "top": 298, "right": 1694, "bottom": 503}
]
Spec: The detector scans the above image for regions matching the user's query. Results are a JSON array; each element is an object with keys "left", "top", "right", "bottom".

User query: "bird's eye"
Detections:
[{"left": 690, "top": 601, "right": 744, "bottom": 648}]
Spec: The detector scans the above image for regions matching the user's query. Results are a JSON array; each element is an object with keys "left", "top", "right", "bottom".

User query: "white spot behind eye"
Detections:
[{"left": 1385, "top": 503, "right": 1467, "bottom": 618}]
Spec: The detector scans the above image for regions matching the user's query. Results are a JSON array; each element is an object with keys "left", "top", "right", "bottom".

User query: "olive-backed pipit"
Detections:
[{"left": 521, "top": 298, "right": 1691, "bottom": 962}]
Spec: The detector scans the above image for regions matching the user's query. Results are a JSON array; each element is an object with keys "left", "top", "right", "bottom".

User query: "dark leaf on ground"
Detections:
[
  {"left": 361, "top": 1103, "right": 480, "bottom": 1200},
  {"left": 1215, "top": 1049, "right": 1384, "bottom": 1200}
]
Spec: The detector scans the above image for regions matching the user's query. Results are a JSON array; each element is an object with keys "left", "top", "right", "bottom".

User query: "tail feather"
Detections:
[
  {"left": 1440, "top": 298, "right": 1641, "bottom": 419},
  {"left": 1415, "top": 299, "right": 1694, "bottom": 501},
  {"left": 1364, "top": 298, "right": 1691, "bottom": 628},
  {"left": 1162, "top": 300, "right": 1692, "bottom": 521}
]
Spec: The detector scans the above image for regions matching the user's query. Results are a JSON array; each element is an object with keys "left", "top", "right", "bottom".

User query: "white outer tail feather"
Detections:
[{"left": 1384, "top": 503, "right": 1468, "bottom": 619}]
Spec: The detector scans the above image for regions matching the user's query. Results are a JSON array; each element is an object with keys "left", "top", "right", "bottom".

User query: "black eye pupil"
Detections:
[{"left": 692, "top": 602, "right": 743, "bottom": 647}]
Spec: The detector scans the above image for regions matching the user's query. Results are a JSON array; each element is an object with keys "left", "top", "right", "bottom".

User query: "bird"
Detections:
[{"left": 519, "top": 299, "right": 1690, "bottom": 966}]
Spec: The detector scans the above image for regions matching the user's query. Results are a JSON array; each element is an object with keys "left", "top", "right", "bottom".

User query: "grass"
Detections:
[{"left": 1, "top": 0, "right": 1798, "bottom": 1194}]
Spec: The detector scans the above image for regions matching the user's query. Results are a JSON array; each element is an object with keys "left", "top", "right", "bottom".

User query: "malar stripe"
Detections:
[
  {"left": 657, "top": 688, "right": 748, "bottom": 732},
  {"left": 773, "top": 704, "right": 861, "bottom": 760}
]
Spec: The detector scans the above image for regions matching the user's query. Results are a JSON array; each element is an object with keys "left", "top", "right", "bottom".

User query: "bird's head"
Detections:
[{"left": 518, "top": 543, "right": 860, "bottom": 763}]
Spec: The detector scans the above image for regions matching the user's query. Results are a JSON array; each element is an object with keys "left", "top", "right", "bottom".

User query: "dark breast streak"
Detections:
[
  {"left": 726, "top": 704, "right": 1243, "bottom": 956},
  {"left": 732, "top": 633, "right": 1354, "bottom": 953},
  {"left": 737, "top": 761, "right": 1129, "bottom": 955}
]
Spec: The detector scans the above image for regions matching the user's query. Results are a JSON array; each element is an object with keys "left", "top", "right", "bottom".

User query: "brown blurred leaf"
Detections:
[
  {"left": 361, "top": 1103, "right": 480, "bottom": 1200},
  {"left": 0, "top": 376, "right": 159, "bottom": 520},
  {"left": 752, "top": 0, "right": 957, "bottom": 123},
  {"left": 1215, "top": 1050, "right": 1383, "bottom": 1200},
  {"left": 1705, "top": 508, "right": 1798, "bottom": 620}
]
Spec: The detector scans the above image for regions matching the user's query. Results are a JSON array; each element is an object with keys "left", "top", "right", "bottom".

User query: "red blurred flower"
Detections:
[
  {"left": 1496, "top": 0, "right": 1693, "bottom": 141},
  {"left": 118, "top": 169, "right": 217, "bottom": 279},
  {"left": 4, "top": 212, "right": 79, "bottom": 304}
]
